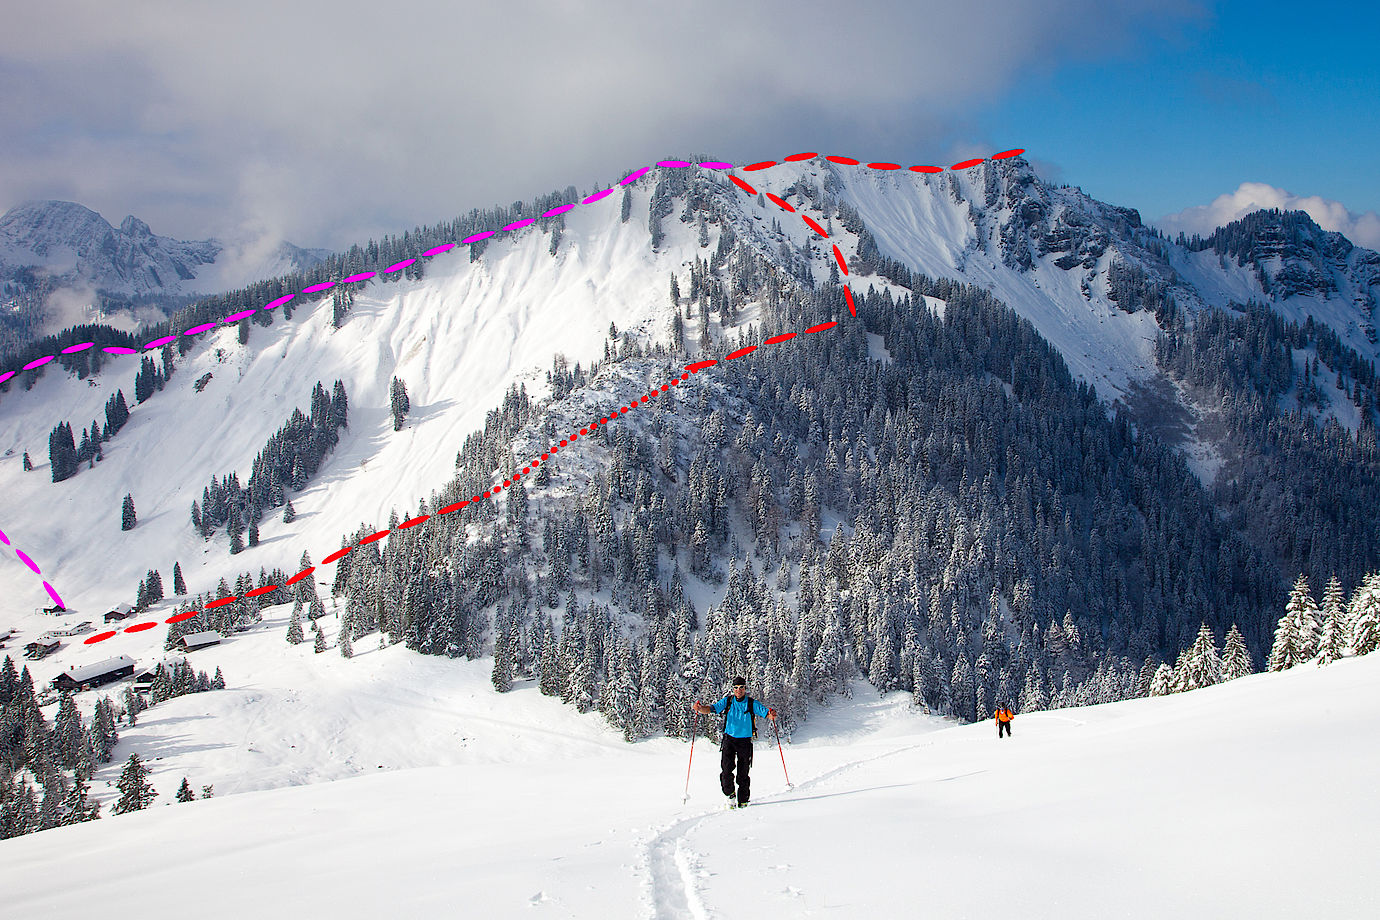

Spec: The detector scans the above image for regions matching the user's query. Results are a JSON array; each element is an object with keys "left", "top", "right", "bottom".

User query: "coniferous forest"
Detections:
[{"left": 305, "top": 209, "right": 1378, "bottom": 741}]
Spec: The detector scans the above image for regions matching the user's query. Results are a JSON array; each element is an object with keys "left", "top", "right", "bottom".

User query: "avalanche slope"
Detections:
[{"left": 0, "top": 171, "right": 715, "bottom": 670}]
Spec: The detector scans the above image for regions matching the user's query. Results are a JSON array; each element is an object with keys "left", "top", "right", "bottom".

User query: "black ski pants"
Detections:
[
  {"left": 720, "top": 735, "right": 754, "bottom": 804},
  {"left": 998, "top": 720, "right": 1012, "bottom": 738}
]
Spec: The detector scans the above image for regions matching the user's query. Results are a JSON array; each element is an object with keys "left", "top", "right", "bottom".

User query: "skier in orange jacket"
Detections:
[{"left": 995, "top": 704, "right": 1014, "bottom": 738}]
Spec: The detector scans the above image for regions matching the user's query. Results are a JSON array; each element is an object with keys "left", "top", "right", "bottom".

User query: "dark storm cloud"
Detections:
[{"left": 0, "top": 0, "right": 1205, "bottom": 249}]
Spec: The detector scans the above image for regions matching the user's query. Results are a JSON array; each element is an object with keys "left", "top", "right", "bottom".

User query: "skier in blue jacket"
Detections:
[{"left": 693, "top": 676, "right": 775, "bottom": 807}]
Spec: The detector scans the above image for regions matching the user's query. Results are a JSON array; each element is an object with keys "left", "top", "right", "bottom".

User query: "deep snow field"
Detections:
[{"left": 1, "top": 600, "right": 1376, "bottom": 920}]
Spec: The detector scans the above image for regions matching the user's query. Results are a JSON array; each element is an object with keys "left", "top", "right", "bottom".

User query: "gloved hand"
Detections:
[{"left": 768, "top": 708, "right": 777, "bottom": 720}]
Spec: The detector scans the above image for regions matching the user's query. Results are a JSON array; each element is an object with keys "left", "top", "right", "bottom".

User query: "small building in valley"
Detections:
[{"left": 52, "top": 656, "right": 137, "bottom": 692}]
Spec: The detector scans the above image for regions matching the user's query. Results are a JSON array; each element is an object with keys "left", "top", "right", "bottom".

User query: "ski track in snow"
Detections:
[
  {"left": 52, "top": 148, "right": 1023, "bottom": 646},
  {"left": 642, "top": 733, "right": 938, "bottom": 919}
]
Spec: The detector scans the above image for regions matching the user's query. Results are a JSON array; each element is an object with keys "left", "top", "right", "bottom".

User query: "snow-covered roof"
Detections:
[
  {"left": 180, "top": 631, "right": 223, "bottom": 646},
  {"left": 57, "top": 655, "right": 135, "bottom": 683}
]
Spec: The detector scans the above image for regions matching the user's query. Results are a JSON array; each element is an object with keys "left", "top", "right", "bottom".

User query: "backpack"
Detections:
[{"left": 722, "top": 694, "right": 758, "bottom": 739}]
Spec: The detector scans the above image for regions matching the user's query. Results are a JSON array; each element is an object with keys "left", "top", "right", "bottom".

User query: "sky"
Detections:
[{"left": 1, "top": 0, "right": 1376, "bottom": 252}]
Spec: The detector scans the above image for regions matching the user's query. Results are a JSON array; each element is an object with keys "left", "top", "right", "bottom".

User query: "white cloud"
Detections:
[
  {"left": 1156, "top": 182, "right": 1380, "bottom": 250},
  {"left": 0, "top": 0, "right": 1204, "bottom": 250}
]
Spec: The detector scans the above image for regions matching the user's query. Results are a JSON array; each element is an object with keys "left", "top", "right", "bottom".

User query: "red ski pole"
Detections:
[
  {"left": 683, "top": 708, "right": 698, "bottom": 804},
  {"left": 772, "top": 717, "right": 793, "bottom": 791}
]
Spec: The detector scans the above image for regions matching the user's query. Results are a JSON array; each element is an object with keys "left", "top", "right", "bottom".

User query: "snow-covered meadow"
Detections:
[{"left": 2, "top": 600, "right": 1376, "bottom": 919}]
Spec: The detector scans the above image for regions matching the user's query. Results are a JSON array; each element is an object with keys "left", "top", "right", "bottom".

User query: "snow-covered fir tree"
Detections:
[
  {"left": 113, "top": 754, "right": 157, "bottom": 814},
  {"left": 1220, "top": 625, "right": 1253, "bottom": 681},
  {"left": 1270, "top": 576, "right": 1317, "bottom": 671}
]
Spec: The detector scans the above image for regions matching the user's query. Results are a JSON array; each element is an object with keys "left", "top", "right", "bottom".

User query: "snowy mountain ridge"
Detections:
[
  {"left": 1, "top": 154, "right": 1379, "bottom": 914},
  {"left": 2, "top": 153, "right": 1378, "bottom": 657}
]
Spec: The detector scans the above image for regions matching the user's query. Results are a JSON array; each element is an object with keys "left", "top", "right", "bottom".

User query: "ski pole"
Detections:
[
  {"left": 683, "top": 709, "right": 698, "bottom": 804},
  {"left": 772, "top": 717, "right": 793, "bottom": 791}
]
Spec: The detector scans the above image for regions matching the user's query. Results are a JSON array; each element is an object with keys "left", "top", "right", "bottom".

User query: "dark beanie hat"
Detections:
[{"left": 731, "top": 675, "right": 747, "bottom": 687}]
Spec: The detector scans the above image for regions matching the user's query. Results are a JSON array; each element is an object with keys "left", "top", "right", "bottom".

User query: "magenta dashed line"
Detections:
[
  {"left": 1, "top": 158, "right": 739, "bottom": 385},
  {"left": 10, "top": 148, "right": 1021, "bottom": 622},
  {"left": 0, "top": 524, "right": 65, "bottom": 608}
]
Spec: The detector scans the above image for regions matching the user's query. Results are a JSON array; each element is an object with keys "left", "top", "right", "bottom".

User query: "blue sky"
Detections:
[
  {"left": 982, "top": 0, "right": 1380, "bottom": 228},
  {"left": 0, "top": 1, "right": 1374, "bottom": 250}
]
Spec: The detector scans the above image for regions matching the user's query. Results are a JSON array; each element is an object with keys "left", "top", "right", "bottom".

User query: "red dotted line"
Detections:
[
  {"left": 80, "top": 320, "right": 845, "bottom": 645},
  {"left": 75, "top": 147, "right": 1024, "bottom": 645}
]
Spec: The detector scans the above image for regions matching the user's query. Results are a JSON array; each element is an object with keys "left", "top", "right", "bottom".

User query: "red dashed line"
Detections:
[
  {"left": 729, "top": 176, "right": 757, "bottom": 196},
  {"left": 75, "top": 148, "right": 1025, "bottom": 645},
  {"left": 766, "top": 193, "right": 795, "bottom": 213},
  {"left": 285, "top": 568, "right": 315, "bottom": 586}
]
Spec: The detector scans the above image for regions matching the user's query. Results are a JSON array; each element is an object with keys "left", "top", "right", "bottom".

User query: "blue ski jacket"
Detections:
[{"left": 712, "top": 694, "right": 770, "bottom": 739}]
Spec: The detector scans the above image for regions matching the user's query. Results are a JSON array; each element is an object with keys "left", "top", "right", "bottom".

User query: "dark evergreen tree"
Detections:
[
  {"left": 390, "top": 376, "right": 410, "bottom": 431},
  {"left": 49, "top": 421, "right": 76, "bottom": 482},
  {"left": 173, "top": 562, "right": 187, "bottom": 596},
  {"left": 22, "top": 451, "right": 31, "bottom": 471},
  {"left": 113, "top": 754, "right": 157, "bottom": 814},
  {"left": 121, "top": 494, "right": 137, "bottom": 531},
  {"left": 176, "top": 778, "right": 196, "bottom": 802}
]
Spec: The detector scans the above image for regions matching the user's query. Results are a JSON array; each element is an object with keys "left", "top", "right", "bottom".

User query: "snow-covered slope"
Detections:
[
  {"left": 2, "top": 608, "right": 1375, "bottom": 919},
  {"left": 0, "top": 175, "right": 711, "bottom": 642}
]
